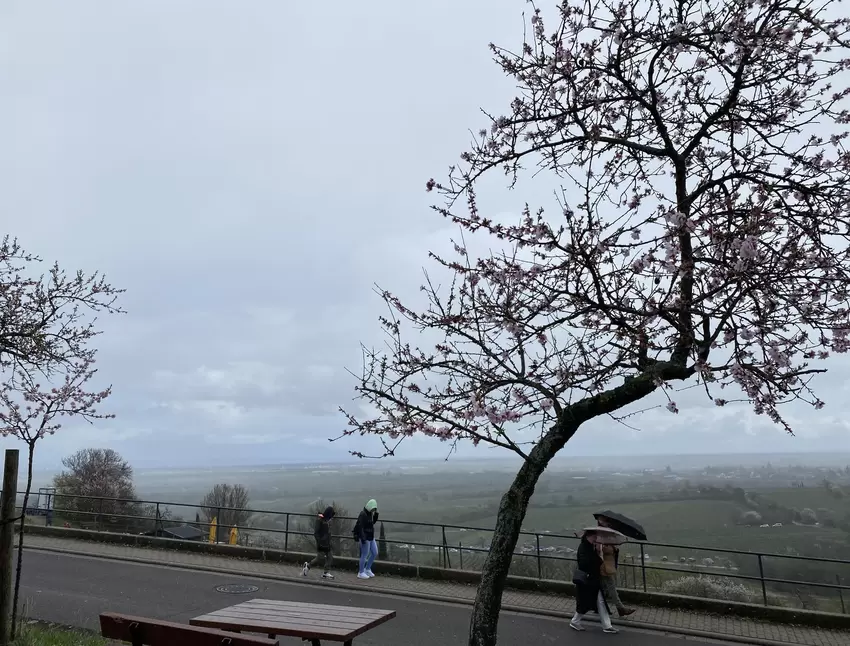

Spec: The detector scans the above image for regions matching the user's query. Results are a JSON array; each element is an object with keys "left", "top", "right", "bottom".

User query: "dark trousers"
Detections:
[{"left": 309, "top": 548, "right": 333, "bottom": 572}]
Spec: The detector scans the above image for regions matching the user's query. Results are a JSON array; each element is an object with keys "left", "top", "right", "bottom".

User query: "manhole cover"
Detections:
[{"left": 215, "top": 584, "right": 259, "bottom": 594}]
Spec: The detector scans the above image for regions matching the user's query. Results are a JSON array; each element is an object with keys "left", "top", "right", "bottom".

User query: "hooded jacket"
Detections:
[
  {"left": 356, "top": 499, "right": 378, "bottom": 542},
  {"left": 314, "top": 506, "right": 335, "bottom": 552},
  {"left": 574, "top": 534, "right": 604, "bottom": 614}
]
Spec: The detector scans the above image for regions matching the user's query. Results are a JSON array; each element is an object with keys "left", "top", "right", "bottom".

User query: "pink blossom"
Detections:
[
  {"left": 739, "top": 236, "right": 758, "bottom": 261},
  {"left": 664, "top": 210, "right": 687, "bottom": 229}
]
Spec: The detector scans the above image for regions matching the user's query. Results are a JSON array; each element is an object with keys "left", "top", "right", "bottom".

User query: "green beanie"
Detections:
[{"left": 365, "top": 499, "right": 378, "bottom": 511}]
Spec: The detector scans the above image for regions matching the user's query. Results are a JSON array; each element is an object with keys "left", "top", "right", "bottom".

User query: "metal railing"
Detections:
[{"left": 6, "top": 489, "right": 850, "bottom": 613}]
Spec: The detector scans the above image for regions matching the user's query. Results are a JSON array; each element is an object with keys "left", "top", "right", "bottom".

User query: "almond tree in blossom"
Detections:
[
  {"left": 0, "top": 236, "right": 121, "bottom": 638},
  {"left": 0, "top": 359, "right": 115, "bottom": 637},
  {"left": 341, "top": 1, "right": 850, "bottom": 643}
]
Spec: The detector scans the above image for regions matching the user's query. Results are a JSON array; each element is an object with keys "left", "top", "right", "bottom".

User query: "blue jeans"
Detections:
[{"left": 359, "top": 539, "right": 377, "bottom": 573}]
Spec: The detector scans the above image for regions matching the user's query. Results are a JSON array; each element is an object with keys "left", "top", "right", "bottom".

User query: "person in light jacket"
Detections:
[
  {"left": 355, "top": 499, "right": 379, "bottom": 579},
  {"left": 302, "top": 506, "right": 335, "bottom": 579},
  {"left": 596, "top": 517, "right": 635, "bottom": 616}
]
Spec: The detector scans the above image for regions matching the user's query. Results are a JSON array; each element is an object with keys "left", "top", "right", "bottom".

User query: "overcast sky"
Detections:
[{"left": 1, "top": 1, "right": 849, "bottom": 471}]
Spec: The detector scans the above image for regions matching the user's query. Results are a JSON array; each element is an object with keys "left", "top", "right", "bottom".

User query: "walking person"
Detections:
[
  {"left": 597, "top": 517, "right": 635, "bottom": 616},
  {"left": 355, "top": 499, "right": 379, "bottom": 579},
  {"left": 302, "top": 505, "right": 335, "bottom": 580},
  {"left": 570, "top": 531, "right": 618, "bottom": 634}
]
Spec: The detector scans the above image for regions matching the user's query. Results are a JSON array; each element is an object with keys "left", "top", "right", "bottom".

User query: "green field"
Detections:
[
  {"left": 760, "top": 487, "right": 850, "bottom": 520},
  {"left": 103, "top": 466, "right": 849, "bottom": 562}
]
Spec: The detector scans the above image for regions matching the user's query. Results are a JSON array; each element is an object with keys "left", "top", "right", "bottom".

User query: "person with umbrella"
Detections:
[
  {"left": 594, "top": 510, "right": 647, "bottom": 618},
  {"left": 570, "top": 527, "right": 624, "bottom": 634}
]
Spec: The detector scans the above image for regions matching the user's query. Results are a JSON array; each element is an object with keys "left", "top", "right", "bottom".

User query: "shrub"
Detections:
[
  {"left": 800, "top": 508, "right": 818, "bottom": 525},
  {"left": 740, "top": 511, "right": 762, "bottom": 526},
  {"left": 662, "top": 575, "right": 754, "bottom": 603}
]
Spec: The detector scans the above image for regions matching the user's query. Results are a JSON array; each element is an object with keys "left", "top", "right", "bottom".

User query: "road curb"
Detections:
[{"left": 22, "top": 544, "right": 827, "bottom": 646}]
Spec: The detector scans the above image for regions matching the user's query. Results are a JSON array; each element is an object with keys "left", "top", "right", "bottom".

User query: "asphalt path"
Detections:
[{"left": 20, "top": 549, "right": 735, "bottom": 645}]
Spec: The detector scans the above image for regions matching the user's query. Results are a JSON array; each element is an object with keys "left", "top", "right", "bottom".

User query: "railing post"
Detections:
[
  {"left": 155, "top": 503, "right": 161, "bottom": 534},
  {"left": 96, "top": 497, "right": 103, "bottom": 531},
  {"left": 406, "top": 547, "right": 410, "bottom": 564},
  {"left": 216, "top": 508, "right": 222, "bottom": 543},
  {"left": 838, "top": 574, "right": 846, "bottom": 614},
  {"left": 284, "top": 514, "right": 289, "bottom": 552},
  {"left": 622, "top": 555, "right": 628, "bottom": 588},
  {"left": 758, "top": 554, "right": 768, "bottom": 606},
  {"left": 459, "top": 542, "right": 463, "bottom": 570},
  {"left": 440, "top": 527, "right": 444, "bottom": 568},
  {"left": 536, "top": 534, "right": 542, "bottom": 579},
  {"left": 640, "top": 543, "right": 647, "bottom": 592},
  {"left": 441, "top": 526, "right": 451, "bottom": 569}
]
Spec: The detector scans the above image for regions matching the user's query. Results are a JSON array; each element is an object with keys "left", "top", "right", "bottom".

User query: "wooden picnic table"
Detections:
[{"left": 189, "top": 598, "right": 396, "bottom": 645}]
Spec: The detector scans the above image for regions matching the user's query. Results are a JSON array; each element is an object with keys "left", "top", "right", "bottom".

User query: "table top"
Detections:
[{"left": 190, "top": 598, "right": 396, "bottom": 642}]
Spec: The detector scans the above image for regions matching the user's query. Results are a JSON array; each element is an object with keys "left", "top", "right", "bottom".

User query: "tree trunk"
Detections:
[
  {"left": 10, "top": 443, "right": 35, "bottom": 640},
  {"left": 467, "top": 426, "right": 574, "bottom": 646},
  {"left": 464, "top": 356, "right": 693, "bottom": 646},
  {"left": 0, "top": 449, "right": 20, "bottom": 646}
]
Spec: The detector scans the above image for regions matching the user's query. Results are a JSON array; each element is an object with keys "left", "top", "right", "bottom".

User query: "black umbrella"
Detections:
[{"left": 593, "top": 510, "right": 647, "bottom": 541}]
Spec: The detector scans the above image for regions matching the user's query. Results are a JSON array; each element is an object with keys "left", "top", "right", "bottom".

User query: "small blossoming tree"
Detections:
[
  {"left": 0, "top": 358, "right": 114, "bottom": 636},
  {"left": 0, "top": 236, "right": 121, "bottom": 639},
  {"left": 342, "top": 1, "right": 850, "bottom": 644}
]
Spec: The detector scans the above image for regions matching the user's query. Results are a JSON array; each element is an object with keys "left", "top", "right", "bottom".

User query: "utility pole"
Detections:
[{"left": 0, "top": 449, "right": 20, "bottom": 646}]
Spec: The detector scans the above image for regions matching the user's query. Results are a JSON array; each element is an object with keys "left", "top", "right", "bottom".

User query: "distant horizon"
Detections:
[{"left": 18, "top": 449, "right": 850, "bottom": 475}]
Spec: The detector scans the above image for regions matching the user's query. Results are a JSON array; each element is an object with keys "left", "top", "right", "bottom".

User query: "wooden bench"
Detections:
[
  {"left": 100, "top": 612, "right": 277, "bottom": 646},
  {"left": 190, "top": 599, "right": 396, "bottom": 645}
]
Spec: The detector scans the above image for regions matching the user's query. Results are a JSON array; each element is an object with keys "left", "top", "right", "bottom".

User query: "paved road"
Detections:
[{"left": 20, "top": 550, "right": 730, "bottom": 645}]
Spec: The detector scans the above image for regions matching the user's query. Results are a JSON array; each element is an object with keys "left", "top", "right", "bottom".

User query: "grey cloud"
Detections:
[{"left": 1, "top": 0, "right": 848, "bottom": 470}]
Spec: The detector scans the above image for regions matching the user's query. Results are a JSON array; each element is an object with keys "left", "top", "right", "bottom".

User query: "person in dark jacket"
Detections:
[
  {"left": 355, "top": 499, "right": 378, "bottom": 579},
  {"left": 302, "top": 506, "right": 335, "bottom": 579},
  {"left": 570, "top": 532, "right": 617, "bottom": 634}
]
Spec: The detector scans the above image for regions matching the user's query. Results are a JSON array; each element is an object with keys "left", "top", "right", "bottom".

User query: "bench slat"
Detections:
[
  {"left": 191, "top": 615, "right": 352, "bottom": 638},
  {"left": 233, "top": 601, "right": 389, "bottom": 621},
  {"left": 195, "top": 607, "right": 378, "bottom": 629},
  {"left": 237, "top": 600, "right": 389, "bottom": 618},
  {"left": 100, "top": 612, "right": 276, "bottom": 646}
]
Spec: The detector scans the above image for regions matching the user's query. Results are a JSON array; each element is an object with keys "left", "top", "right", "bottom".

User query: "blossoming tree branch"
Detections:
[
  {"left": 0, "top": 236, "right": 121, "bottom": 374},
  {"left": 340, "top": 1, "right": 850, "bottom": 644}
]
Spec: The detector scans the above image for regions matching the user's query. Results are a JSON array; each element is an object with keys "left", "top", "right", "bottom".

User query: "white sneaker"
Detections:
[
  {"left": 569, "top": 621, "right": 585, "bottom": 632},
  {"left": 301, "top": 562, "right": 309, "bottom": 577},
  {"left": 322, "top": 572, "right": 334, "bottom": 580},
  {"left": 603, "top": 627, "right": 619, "bottom": 634},
  {"left": 357, "top": 572, "right": 370, "bottom": 579},
  {"left": 366, "top": 570, "right": 375, "bottom": 578}
]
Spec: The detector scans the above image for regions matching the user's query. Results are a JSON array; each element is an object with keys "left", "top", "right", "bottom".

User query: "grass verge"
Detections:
[{"left": 13, "top": 623, "right": 108, "bottom": 646}]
